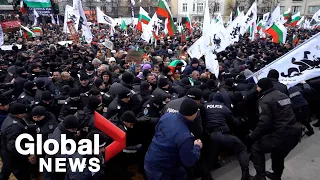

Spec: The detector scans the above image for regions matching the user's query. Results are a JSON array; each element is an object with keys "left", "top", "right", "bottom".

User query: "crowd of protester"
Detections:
[{"left": 0, "top": 17, "right": 319, "bottom": 180}]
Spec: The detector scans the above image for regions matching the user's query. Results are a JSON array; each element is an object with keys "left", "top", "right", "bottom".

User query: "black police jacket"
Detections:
[
  {"left": 203, "top": 100, "right": 238, "bottom": 134},
  {"left": 270, "top": 78, "right": 289, "bottom": 95},
  {"left": 59, "top": 98, "right": 85, "bottom": 121},
  {"left": 250, "top": 89, "right": 297, "bottom": 141}
]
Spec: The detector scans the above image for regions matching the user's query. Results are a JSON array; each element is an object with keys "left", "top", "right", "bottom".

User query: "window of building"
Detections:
[
  {"left": 280, "top": 6, "right": 285, "bottom": 14},
  {"left": 261, "top": 7, "right": 271, "bottom": 13},
  {"left": 308, "top": 6, "right": 320, "bottom": 14},
  {"left": 213, "top": 3, "right": 220, "bottom": 12},
  {"left": 292, "top": 0, "right": 302, "bottom": 1},
  {"left": 182, "top": 3, "right": 187, "bottom": 12},
  {"left": 239, "top": 6, "right": 244, "bottom": 11},
  {"left": 197, "top": 3, "right": 204, "bottom": 12},
  {"left": 193, "top": 3, "right": 196, "bottom": 12},
  {"left": 292, "top": 6, "right": 301, "bottom": 13}
]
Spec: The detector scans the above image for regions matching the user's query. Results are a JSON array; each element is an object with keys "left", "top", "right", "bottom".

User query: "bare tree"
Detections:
[{"left": 208, "top": 0, "right": 222, "bottom": 15}]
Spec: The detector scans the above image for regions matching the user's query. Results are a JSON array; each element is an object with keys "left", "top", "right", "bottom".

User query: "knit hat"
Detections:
[
  {"left": 142, "top": 64, "right": 152, "bottom": 71},
  {"left": 186, "top": 87, "right": 202, "bottom": 100},
  {"left": 41, "top": 91, "right": 53, "bottom": 101},
  {"left": 267, "top": 69, "right": 279, "bottom": 80},
  {"left": 179, "top": 98, "right": 198, "bottom": 116},
  {"left": 63, "top": 115, "right": 79, "bottom": 129},
  {"left": 85, "top": 64, "right": 95, "bottom": 71},
  {"left": 16, "top": 67, "right": 26, "bottom": 75},
  {"left": 0, "top": 95, "right": 9, "bottom": 106},
  {"left": 31, "top": 106, "right": 46, "bottom": 116},
  {"left": 213, "top": 93, "right": 224, "bottom": 103},
  {"left": 62, "top": 85, "right": 71, "bottom": 94},
  {"left": 94, "top": 78, "right": 104, "bottom": 87},
  {"left": 89, "top": 89, "right": 101, "bottom": 96},
  {"left": 80, "top": 74, "right": 89, "bottom": 81},
  {"left": 120, "top": 111, "right": 138, "bottom": 123},
  {"left": 150, "top": 95, "right": 165, "bottom": 106},
  {"left": 87, "top": 96, "right": 101, "bottom": 110},
  {"left": 140, "top": 82, "right": 150, "bottom": 91},
  {"left": 158, "top": 78, "right": 169, "bottom": 88},
  {"left": 69, "top": 88, "right": 80, "bottom": 97},
  {"left": 35, "top": 79, "right": 45, "bottom": 89},
  {"left": 257, "top": 78, "right": 274, "bottom": 92},
  {"left": 9, "top": 103, "right": 27, "bottom": 115},
  {"left": 225, "top": 78, "right": 234, "bottom": 87},
  {"left": 24, "top": 81, "right": 36, "bottom": 92},
  {"left": 118, "top": 88, "right": 131, "bottom": 99},
  {"left": 121, "top": 72, "right": 134, "bottom": 84}
]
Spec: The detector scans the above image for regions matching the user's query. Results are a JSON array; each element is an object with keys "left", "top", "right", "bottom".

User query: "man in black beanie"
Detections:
[
  {"left": 106, "top": 88, "right": 131, "bottom": 119},
  {"left": 17, "top": 81, "right": 37, "bottom": 105},
  {"left": 108, "top": 71, "right": 134, "bottom": 97},
  {"left": 145, "top": 98, "right": 202, "bottom": 180},
  {"left": 1, "top": 103, "right": 34, "bottom": 180},
  {"left": 152, "top": 78, "right": 171, "bottom": 103},
  {"left": 45, "top": 115, "right": 80, "bottom": 180},
  {"left": 267, "top": 69, "right": 288, "bottom": 95},
  {"left": 59, "top": 88, "right": 85, "bottom": 122},
  {"left": 248, "top": 78, "right": 302, "bottom": 180},
  {"left": 78, "top": 74, "right": 92, "bottom": 94}
]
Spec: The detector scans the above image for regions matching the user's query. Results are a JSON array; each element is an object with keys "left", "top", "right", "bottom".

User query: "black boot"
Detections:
[
  {"left": 241, "top": 170, "right": 251, "bottom": 180},
  {"left": 251, "top": 174, "right": 266, "bottom": 180},
  {"left": 266, "top": 171, "right": 281, "bottom": 180},
  {"left": 313, "top": 120, "right": 320, "bottom": 127}
]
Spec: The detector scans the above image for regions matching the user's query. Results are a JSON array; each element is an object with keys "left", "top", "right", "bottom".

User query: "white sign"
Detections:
[
  {"left": 1, "top": 44, "right": 22, "bottom": 51},
  {"left": 104, "top": 40, "right": 114, "bottom": 50}
]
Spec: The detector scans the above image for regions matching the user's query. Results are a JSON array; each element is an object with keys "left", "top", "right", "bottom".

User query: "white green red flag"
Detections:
[
  {"left": 283, "top": 8, "right": 291, "bottom": 21},
  {"left": 156, "top": 0, "right": 176, "bottom": 36},
  {"left": 293, "top": 34, "right": 299, "bottom": 45},
  {"left": 137, "top": 7, "right": 150, "bottom": 32},
  {"left": 24, "top": 0, "right": 51, "bottom": 8},
  {"left": 185, "top": 14, "right": 192, "bottom": 31},
  {"left": 266, "top": 22, "right": 287, "bottom": 43},
  {"left": 289, "top": 12, "right": 300, "bottom": 26}
]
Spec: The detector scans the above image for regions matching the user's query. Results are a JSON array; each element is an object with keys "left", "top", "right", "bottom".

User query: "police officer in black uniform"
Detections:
[
  {"left": 1, "top": 103, "right": 35, "bottom": 180},
  {"left": 59, "top": 88, "right": 84, "bottom": 122},
  {"left": 106, "top": 88, "right": 131, "bottom": 119},
  {"left": 32, "top": 91, "right": 59, "bottom": 118},
  {"left": 54, "top": 85, "right": 71, "bottom": 112},
  {"left": 17, "top": 81, "right": 37, "bottom": 106},
  {"left": 248, "top": 78, "right": 302, "bottom": 180},
  {"left": 201, "top": 93, "right": 250, "bottom": 180}
]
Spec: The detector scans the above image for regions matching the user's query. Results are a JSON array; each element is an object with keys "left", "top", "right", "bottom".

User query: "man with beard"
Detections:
[
  {"left": 146, "top": 73, "right": 157, "bottom": 92},
  {"left": 44, "top": 115, "right": 80, "bottom": 180}
]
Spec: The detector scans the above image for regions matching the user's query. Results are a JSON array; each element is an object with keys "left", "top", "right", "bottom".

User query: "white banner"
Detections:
[
  {"left": 187, "top": 36, "right": 204, "bottom": 59},
  {"left": 205, "top": 52, "right": 219, "bottom": 78},
  {"left": 73, "top": 0, "right": 92, "bottom": 43},
  {"left": 251, "top": 33, "right": 320, "bottom": 87},
  {"left": 63, "top": 5, "right": 80, "bottom": 33},
  {"left": 203, "top": 23, "right": 231, "bottom": 53},
  {"left": 226, "top": 11, "right": 243, "bottom": 42}
]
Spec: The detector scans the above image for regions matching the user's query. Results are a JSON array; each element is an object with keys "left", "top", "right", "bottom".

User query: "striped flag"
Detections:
[
  {"left": 137, "top": 7, "right": 150, "bottom": 32},
  {"left": 283, "top": 8, "right": 291, "bottom": 21},
  {"left": 289, "top": 12, "right": 300, "bottom": 26},
  {"left": 266, "top": 22, "right": 287, "bottom": 43},
  {"left": 156, "top": 0, "right": 176, "bottom": 36},
  {"left": 293, "top": 34, "right": 299, "bottom": 45},
  {"left": 185, "top": 14, "right": 192, "bottom": 31},
  {"left": 24, "top": 0, "right": 51, "bottom": 8}
]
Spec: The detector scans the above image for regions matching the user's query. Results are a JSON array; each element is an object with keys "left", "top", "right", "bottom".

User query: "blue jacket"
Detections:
[
  {"left": 144, "top": 113, "right": 201, "bottom": 174},
  {"left": 183, "top": 65, "right": 203, "bottom": 76}
]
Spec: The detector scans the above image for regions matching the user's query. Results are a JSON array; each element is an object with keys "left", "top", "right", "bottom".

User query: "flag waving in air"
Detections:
[
  {"left": 137, "top": 7, "right": 150, "bottom": 32},
  {"left": 156, "top": 0, "right": 176, "bottom": 36},
  {"left": 185, "top": 14, "right": 192, "bottom": 31},
  {"left": 289, "top": 12, "right": 301, "bottom": 26},
  {"left": 266, "top": 22, "right": 287, "bottom": 43},
  {"left": 283, "top": 8, "right": 291, "bottom": 21}
]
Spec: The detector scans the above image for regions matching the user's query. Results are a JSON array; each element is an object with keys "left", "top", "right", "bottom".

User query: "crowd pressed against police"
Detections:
[{"left": 0, "top": 12, "right": 319, "bottom": 180}]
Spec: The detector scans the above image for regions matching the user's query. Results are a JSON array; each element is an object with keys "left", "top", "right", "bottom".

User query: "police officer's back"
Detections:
[
  {"left": 59, "top": 88, "right": 84, "bottom": 122},
  {"left": 248, "top": 78, "right": 302, "bottom": 180},
  {"left": 1, "top": 103, "right": 34, "bottom": 180},
  {"left": 17, "top": 81, "right": 37, "bottom": 106}
]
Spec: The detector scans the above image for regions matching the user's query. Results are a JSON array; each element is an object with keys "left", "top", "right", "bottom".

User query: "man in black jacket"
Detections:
[
  {"left": 248, "top": 78, "right": 302, "bottom": 180},
  {"left": 17, "top": 81, "right": 37, "bottom": 106},
  {"left": 267, "top": 69, "right": 288, "bottom": 95},
  {"left": 106, "top": 88, "right": 131, "bottom": 119},
  {"left": 1, "top": 103, "right": 35, "bottom": 180}
]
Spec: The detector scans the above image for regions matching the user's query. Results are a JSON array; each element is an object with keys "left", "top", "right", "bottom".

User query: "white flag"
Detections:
[
  {"left": 50, "top": 14, "right": 56, "bottom": 24},
  {"left": 263, "top": 12, "right": 270, "bottom": 22},
  {"left": 205, "top": 52, "right": 219, "bottom": 79},
  {"left": 251, "top": 32, "right": 320, "bottom": 87},
  {"left": 73, "top": 0, "right": 92, "bottom": 43},
  {"left": 97, "top": 7, "right": 116, "bottom": 26},
  {"left": 33, "top": 9, "right": 39, "bottom": 26},
  {"left": 266, "top": 4, "right": 281, "bottom": 29},
  {"left": 312, "top": 9, "right": 320, "bottom": 22},
  {"left": 202, "top": 0, "right": 211, "bottom": 37},
  {"left": 131, "top": 0, "right": 135, "bottom": 6},
  {"left": 187, "top": 36, "right": 204, "bottom": 59},
  {"left": 141, "top": 13, "right": 158, "bottom": 42},
  {"left": 226, "top": 11, "right": 244, "bottom": 42},
  {"left": 241, "top": 2, "right": 257, "bottom": 35},
  {"left": 63, "top": 5, "right": 80, "bottom": 33},
  {"left": 0, "top": 25, "right": 3, "bottom": 47},
  {"left": 203, "top": 22, "right": 231, "bottom": 53}
]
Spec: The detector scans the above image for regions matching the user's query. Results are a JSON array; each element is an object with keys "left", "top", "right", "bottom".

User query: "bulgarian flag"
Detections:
[
  {"left": 20, "top": 25, "right": 35, "bottom": 38},
  {"left": 266, "top": 22, "right": 287, "bottom": 43},
  {"left": 180, "top": 26, "right": 186, "bottom": 43},
  {"left": 257, "top": 20, "right": 265, "bottom": 31},
  {"left": 185, "top": 14, "right": 192, "bottom": 31},
  {"left": 289, "top": 12, "right": 300, "bottom": 26},
  {"left": 152, "top": 31, "right": 159, "bottom": 40},
  {"left": 156, "top": 0, "right": 177, "bottom": 36},
  {"left": 283, "top": 8, "right": 291, "bottom": 21},
  {"left": 24, "top": 0, "right": 51, "bottom": 8},
  {"left": 32, "top": 27, "right": 43, "bottom": 36},
  {"left": 293, "top": 34, "right": 299, "bottom": 45},
  {"left": 137, "top": 7, "right": 150, "bottom": 32},
  {"left": 168, "top": 60, "right": 186, "bottom": 73}
]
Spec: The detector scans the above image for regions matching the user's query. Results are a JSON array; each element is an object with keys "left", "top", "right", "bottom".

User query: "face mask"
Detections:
[{"left": 87, "top": 72, "right": 93, "bottom": 76}]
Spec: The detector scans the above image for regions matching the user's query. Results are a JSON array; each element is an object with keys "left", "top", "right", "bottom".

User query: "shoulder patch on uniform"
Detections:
[
  {"left": 277, "top": 98, "right": 291, "bottom": 106},
  {"left": 20, "top": 95, "right": 25, "bottom": 98},
  {"left": 117, "top": 106, "right": 121, "bottom": 109},
  {"left": 146, "top": 104, "right": 150, "bottom": 108}
]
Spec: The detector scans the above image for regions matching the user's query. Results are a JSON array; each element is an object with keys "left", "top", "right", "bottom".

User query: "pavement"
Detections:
[{"left": 205, "top": 124, "right": 320, "bottom": 180}]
